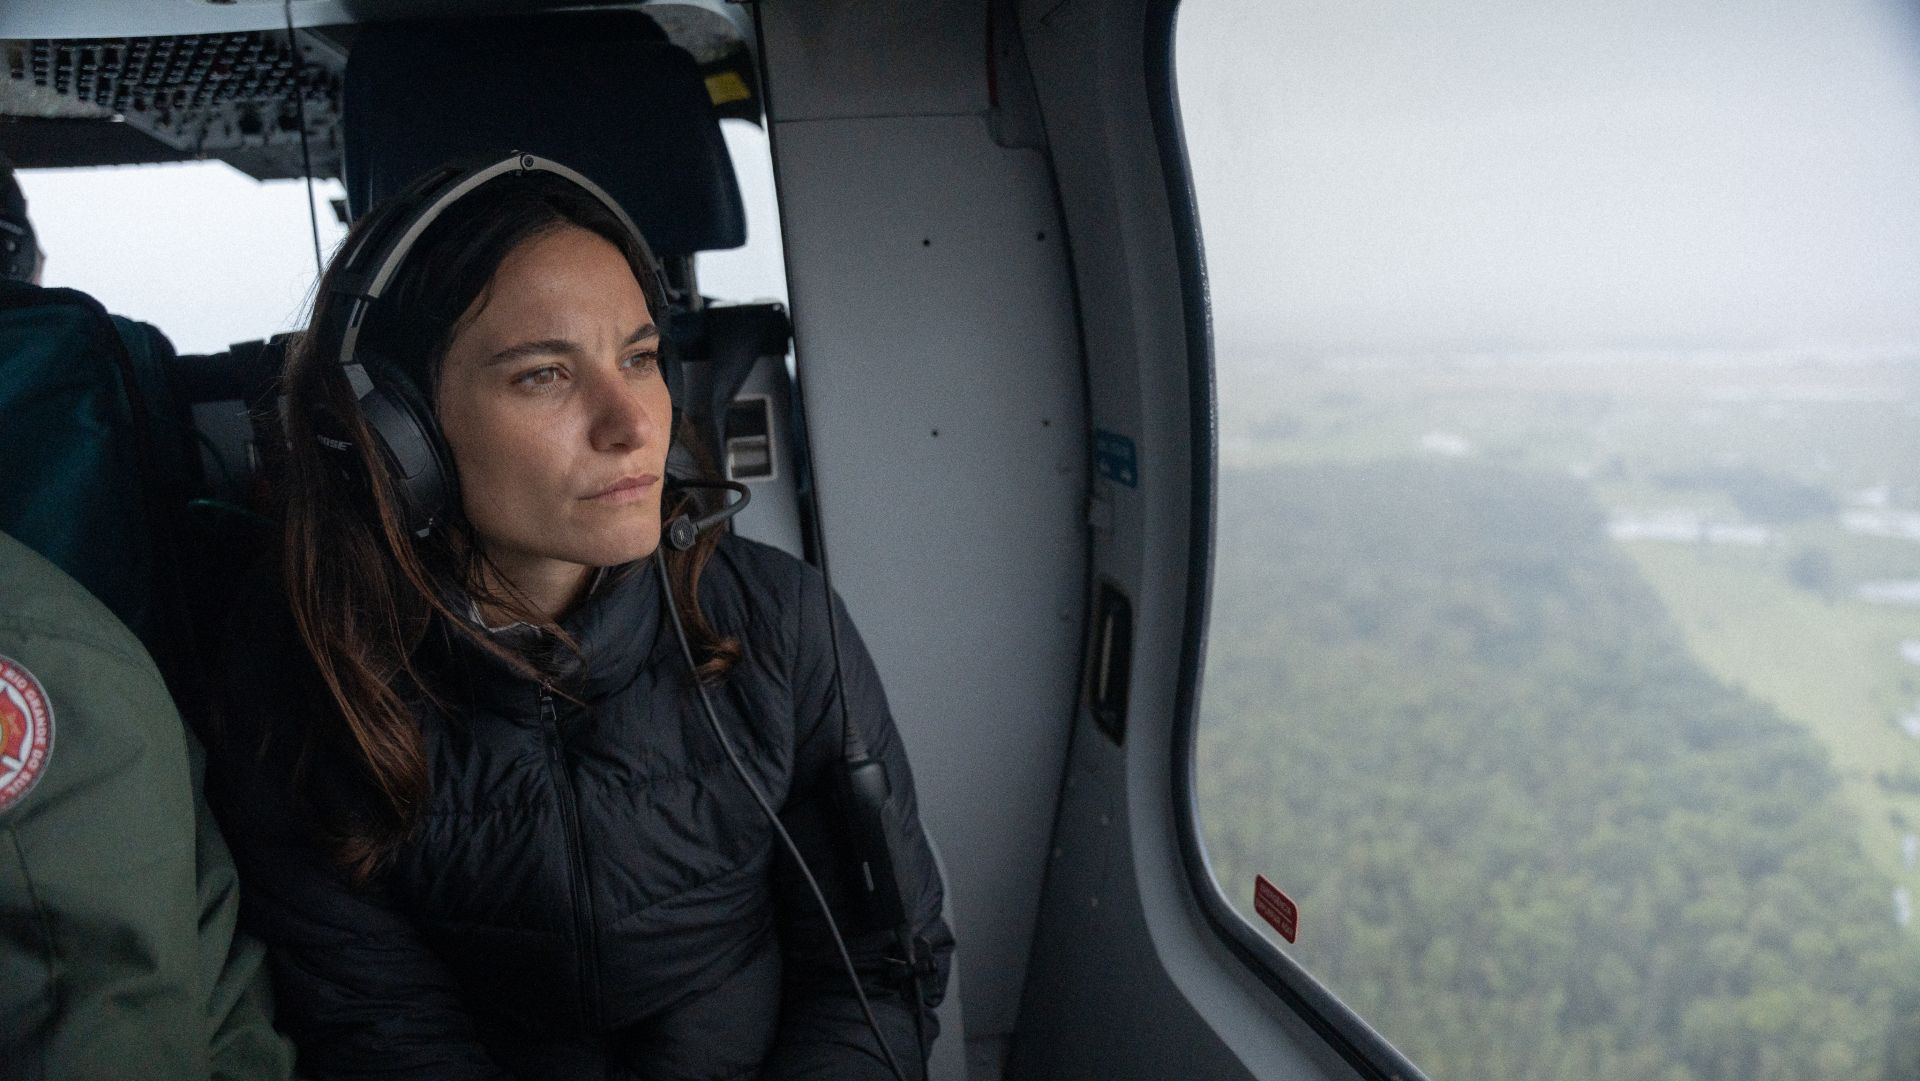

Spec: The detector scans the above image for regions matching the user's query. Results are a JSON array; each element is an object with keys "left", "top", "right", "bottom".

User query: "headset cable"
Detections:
[{"left": 654, "top": 548, "right": 910, "bottom": 1081}]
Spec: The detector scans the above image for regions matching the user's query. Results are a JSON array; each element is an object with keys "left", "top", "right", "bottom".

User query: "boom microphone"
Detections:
[{"left": 662, "top": 477, "right": 751, "bottom": 551}]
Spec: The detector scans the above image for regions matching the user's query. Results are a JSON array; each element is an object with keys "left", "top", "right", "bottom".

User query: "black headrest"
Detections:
[{"left": 343, "top": 12, "right": 746, "bottom": 257}]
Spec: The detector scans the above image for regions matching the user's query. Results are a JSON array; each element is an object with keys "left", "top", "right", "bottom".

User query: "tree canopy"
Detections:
[{"left": 1198, "top": 460, "right": 1920, "bottom": 1081}]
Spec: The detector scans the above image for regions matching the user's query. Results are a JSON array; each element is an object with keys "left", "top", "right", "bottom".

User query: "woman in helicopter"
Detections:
[{"left": 205, "top": 156, "right": 952, "bottom": 1081}]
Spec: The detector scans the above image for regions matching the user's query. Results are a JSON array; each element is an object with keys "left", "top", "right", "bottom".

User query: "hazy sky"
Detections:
[
  {"left": 16, "top": 3, "right": 1920, "bottom": 358},
  {"left": 1176, "top": 0, "right": 1920, "bottom": 355}
]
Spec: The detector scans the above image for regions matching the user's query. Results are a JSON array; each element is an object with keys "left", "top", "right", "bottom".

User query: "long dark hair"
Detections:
[{"left": 279, "top": 170, "right": 738, "bottom": 881}]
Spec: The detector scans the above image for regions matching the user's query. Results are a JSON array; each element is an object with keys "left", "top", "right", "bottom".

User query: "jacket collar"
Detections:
[{"left": 435, "top": 559, "right": 671, "bottom": 704}]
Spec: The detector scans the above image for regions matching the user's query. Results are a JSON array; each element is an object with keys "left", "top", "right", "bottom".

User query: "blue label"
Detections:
[{"left": 1094, "top": 430, "right": 1138, "bottom": 488}]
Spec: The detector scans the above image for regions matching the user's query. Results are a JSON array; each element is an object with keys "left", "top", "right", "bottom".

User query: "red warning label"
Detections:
[{"left": 1254, "top": 874, "right": 1298, "bottom": 943}]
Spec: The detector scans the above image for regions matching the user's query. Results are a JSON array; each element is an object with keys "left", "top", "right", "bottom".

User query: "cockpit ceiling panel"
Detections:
[
  {"left": 2, "top": 32, "right": 345, "bottom": 180},
  {"left": 0, "top": 4, "right": 761, "bottom": 179},
  {"left": 0, "top": 3, "right": 754, "bottom": 85},
  {"left": 0, "top": 117, "right": 199, "bottom": 171},
  {"left": 0, "top": 1, "right": 599, "bottom": 41}
]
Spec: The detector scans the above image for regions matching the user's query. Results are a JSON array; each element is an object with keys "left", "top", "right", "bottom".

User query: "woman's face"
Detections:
[{"left": 435, "top": 224, "right": 670, "bottom": 593}]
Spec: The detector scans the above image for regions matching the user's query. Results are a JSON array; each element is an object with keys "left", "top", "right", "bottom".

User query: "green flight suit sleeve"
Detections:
[
  {"left": 0, "top": 531, "right": 297, "bottom": 1081},
  {"left": 188, "top": 730, "right": 302, "bottom": 1081}
]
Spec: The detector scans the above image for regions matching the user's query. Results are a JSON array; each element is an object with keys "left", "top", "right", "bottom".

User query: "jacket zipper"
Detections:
[{"left": 541, "top": 687, "right": 602, "bottom": 1029}]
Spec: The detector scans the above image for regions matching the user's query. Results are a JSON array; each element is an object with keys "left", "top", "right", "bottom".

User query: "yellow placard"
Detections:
[{"left": 705, "top": 71, "right": 751, "bottom": 107}]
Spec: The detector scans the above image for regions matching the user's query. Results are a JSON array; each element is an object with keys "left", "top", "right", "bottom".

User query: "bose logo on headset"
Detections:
[{"left": 309, "top": 152, "right": 681, "bottom": 539}]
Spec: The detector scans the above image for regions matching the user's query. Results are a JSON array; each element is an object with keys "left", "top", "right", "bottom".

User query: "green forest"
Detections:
[{"left": 1197, "top": 459, "right": 1920, "bottom": 1081}]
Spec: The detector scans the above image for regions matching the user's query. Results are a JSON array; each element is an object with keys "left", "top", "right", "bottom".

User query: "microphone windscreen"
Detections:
[{"left": 666, "top": 515, "right": 698, "bottom": 551}]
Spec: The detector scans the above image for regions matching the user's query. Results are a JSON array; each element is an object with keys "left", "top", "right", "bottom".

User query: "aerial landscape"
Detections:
[{"left": 1198, "top": 345, "right": 1920, "bottom": 1080}]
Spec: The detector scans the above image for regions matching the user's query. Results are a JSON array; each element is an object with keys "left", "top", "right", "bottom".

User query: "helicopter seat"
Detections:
[
  {"left": 0, "top": 279, "right": 210, "bottom": 708},
  {"left": 343, "top": 9, "right": 768, "bottom": 482},
  {"left": 342, "top": 11, "right": 745, "bottom": 261},
  {"left": 340, "top": 10, "right": 821, "bottom": 553}
]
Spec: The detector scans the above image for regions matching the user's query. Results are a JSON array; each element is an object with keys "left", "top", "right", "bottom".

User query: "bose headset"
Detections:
[{"left": 309, "top": 152, "right": 933, "bottom": 1080}]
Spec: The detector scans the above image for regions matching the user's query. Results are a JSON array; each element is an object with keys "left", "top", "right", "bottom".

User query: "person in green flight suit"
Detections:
[{"left": 0, "top": 527, "right": 298, "bottom": 1081}]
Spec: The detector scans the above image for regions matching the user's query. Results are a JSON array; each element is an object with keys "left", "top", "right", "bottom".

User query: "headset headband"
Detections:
[
  {"left": 325, "top": 151, "right": 662, "bottom": 384},
  {"left": 311, "top": 151, "right": 669, "bottom": 538}
]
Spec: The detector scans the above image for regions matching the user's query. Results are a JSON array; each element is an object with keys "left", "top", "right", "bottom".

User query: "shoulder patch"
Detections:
[{"left": 0, "top": 653, "right": 54, "bottom": 814}]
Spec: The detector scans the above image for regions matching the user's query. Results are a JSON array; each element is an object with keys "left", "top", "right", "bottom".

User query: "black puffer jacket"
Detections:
[{"left": 207, "top": 536, "right": 953, "bottom": 1081}]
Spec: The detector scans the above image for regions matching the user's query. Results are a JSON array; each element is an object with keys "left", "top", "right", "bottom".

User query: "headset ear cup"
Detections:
[
  {"left": 311, "top": 401, "right": 363, "bottom": 475},
  {"left": 358, "top": 363, "right": 458, "bottom": 538}
]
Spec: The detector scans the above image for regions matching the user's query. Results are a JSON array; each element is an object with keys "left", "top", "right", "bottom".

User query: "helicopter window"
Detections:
[
  {"left": 698, "top": 120, "right": 789, "bottom": 309},
  {"left": 1181, "top": 2, "right": 1920, "bottom": 1079},
  {"left": 15, "top": 160, "right": 347, "bottom": 355}
]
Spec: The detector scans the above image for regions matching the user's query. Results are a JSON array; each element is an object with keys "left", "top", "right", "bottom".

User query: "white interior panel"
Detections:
[
  {"left": 768, "top": 111, "right": 1088, "bottom": 1041},
  {"left": 755, "top": 4, "right": 988, "bottom": 121}
]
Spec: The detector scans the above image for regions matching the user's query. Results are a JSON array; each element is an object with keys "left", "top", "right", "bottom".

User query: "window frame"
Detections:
[{"left": 1150, "top": 4, "right": 1433, "bottom": 1079}]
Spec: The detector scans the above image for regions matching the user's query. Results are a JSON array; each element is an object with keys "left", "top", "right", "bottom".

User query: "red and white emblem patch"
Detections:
[{"left": 0, "top": 653, "right": 54, "bottom": 813}]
